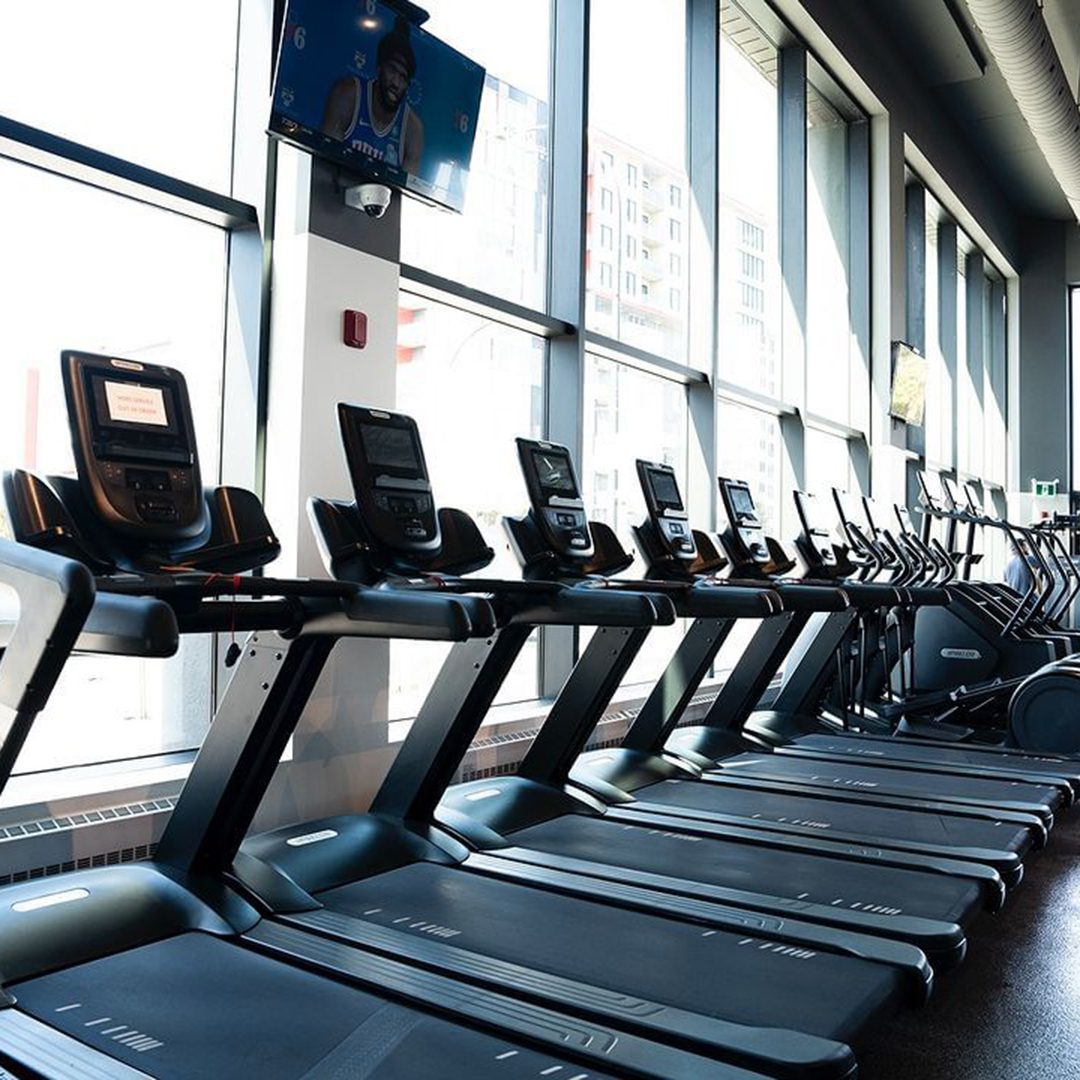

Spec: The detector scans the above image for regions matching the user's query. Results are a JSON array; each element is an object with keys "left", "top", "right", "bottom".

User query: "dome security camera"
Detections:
[{"left": 344, "top": 182, "right": 393, "bottom": 218}]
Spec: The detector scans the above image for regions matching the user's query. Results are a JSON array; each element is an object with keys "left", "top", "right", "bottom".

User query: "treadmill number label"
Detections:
[{"left": 941, "top": 648, "right": 982, "bottom": 660}]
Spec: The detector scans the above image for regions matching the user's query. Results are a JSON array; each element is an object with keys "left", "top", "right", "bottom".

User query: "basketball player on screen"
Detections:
[{"left": 321, "top": 19, "right": 425, "bottom": 174}]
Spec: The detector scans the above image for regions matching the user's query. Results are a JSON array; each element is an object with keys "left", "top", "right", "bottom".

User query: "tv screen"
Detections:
[
  {"left": 270, "top": 0, "right": 485, "bottom": 212},
  {"left": 889, "top": 342, "right": 928, "bottom": 426}
]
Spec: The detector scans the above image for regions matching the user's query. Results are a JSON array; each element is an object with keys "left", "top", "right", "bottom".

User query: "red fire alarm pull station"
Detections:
[{"left": 343, "top": 310, "right": 368, "bottom": 349}]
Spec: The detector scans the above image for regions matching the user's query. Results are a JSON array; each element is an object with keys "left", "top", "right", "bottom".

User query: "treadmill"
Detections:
[
  {"left": 0, "top": 353, "right": 751, "bottom": 1080},
  {"left": 231, "top": 408, "right": 946, "bottom": 1080},
  {"left": 457, "top": 459, "right": 1039, "bottom": 887},
  {"left": 644, "top": 479, "right": 1070, "bottom": 822},
  {"left": 776, "top": 487, "right": 1080, "bottom": 784},
  {"left": 284, "top": 421, "right": 1008, "bottom": 975}
]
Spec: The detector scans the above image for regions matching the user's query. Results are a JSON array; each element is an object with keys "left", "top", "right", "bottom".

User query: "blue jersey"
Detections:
[{"left": 345, "top": 77, "right": 409, "bottom": 168}]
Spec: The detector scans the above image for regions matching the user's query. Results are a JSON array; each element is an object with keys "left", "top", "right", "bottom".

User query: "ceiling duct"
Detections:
[{"left": 963, "top": 0, "right": 1080, "bottom": 221}]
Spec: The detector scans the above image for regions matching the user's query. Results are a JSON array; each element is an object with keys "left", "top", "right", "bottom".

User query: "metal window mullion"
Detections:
[
  {"left": 848, "top": 119, "right": 871, "bottom": 438},
  {"left": 904, "top": 181, "right": 927, "bottom": 462},
  {"left": 779, "top": 45, "right": 807, "bottom": 513},
  {"left": 540, "top": 0, "right": 589, "bottom": 698},
  {"left": 687, "top": 0, "right": 719, "bottom": 529},
  {"left": 938, "top": 220, "right": 958, "bottom": 470}
]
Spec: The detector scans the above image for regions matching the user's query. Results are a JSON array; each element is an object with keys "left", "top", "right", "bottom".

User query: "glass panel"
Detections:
[
  {"left": 717, "top": 400, "right": 782, "bottom": 534},
  {"left": 581, "top": 356, "right": 688, "bottom": 688},
  {"left": 805, "top": 87, "right": 852, "bottom": 423},
  {"left": 923, "top": 200, "right": 953, "bottom": 469},
  {"left": 0, "top": 161, "right": 229, "bottom": 772},
  {"left": 0, "top": 1, "right": 240, "bottom": 192},
  {"left": 399, "top": 1, "right": 551, "bottom": 310},
  {"left": 805, "top": 428, "right": 852, "bottom": 499},
  {"left": 985, "top": 280, "right": 1007, "bottom": 484},
  {"left": 390, "top": 297, "right": 545, "bottom": 720},
  {"left": 586, "top": 0, "right": 689, "bottom": 363},
  {"left": 717, "top": 4, "right": 781, "bottom": 397}
]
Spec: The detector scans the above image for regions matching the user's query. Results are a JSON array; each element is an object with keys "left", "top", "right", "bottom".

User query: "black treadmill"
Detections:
[
  {"left": 0, "top": 353, "right": 751, "bottom": 1080},
  {"left": 764, "top": 487, "right": 1080, "bottom": 787},
  {"left": 664, "top": 479, "right": 1072, "bottom": 815},
  {"left": 231, "top": 407, "right": 952, "bottom": 1080},
  {"left": 273, "top": 418, "right": 1006, "bottom": 981},
  {"left": 447, "top": 459, "right": 1040, "bottom": 889}
]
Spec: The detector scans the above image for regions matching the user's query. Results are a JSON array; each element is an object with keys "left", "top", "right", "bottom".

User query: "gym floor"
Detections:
[{"left": 859, "top": 812, "right": 1080, "bottom": 1079}]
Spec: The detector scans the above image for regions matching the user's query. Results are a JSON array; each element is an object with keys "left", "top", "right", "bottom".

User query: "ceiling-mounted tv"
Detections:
[
  {"left": 270, "top": 0, "right": 485, "bottom": 213},
  {"left": 889, "top": 341, "right": 928, "bottom": 426}
]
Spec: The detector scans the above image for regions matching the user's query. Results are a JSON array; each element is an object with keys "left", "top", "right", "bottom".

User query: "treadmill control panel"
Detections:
[
  {"left": 339, "top": 405, "right": 440, "bottom": 557},
  {"left": 62, "top": 351, "right": 204, "bottom": 539},
  {"left": 637, "top": 460, "right": 696, "bottom": 561},
  {"left": 793, "top": 491, "right": 836, "bottom": 568},
  {"left": 719, "top": 478, "right": 768, "bottom": 565},
  {"left": 516, "top": 438, "right": 592, "bottom": 560}
]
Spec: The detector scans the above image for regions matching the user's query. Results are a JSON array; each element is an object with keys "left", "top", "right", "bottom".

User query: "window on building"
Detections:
[
  {"left": 717, "top": 400, "right": 783, "bottom": 537},
  {"left": 601, "top": 187, "right": 614, "bottom": 212},
  {"left": 391, "top": 297, "right": 545, "bottom": 719},
  {"left": 600, "top": 224, "right": 613, "bottom": 249},
  {"left": 670, "top": 252, "right": 682, "bottom": 275},
  {"left": 0, "top": 3, "right": 241, "bottom": 191},
  {"left": 582, "top": 355, "right": 689, "bottom": 686},
  {"left": 587, "top": 0, "right": 689, "bottom": 364},
  {"left": 805, "top": 76, "right": 863, "bottom": 425},
  {"left": 670, "top": 184, "right": 682, "bottom": 209},
  {"left": 669, "top": 219, "right": 682, "bottom": 243},
  {"left": 626, "top": 235, "right": 637, "bottom": 259},
  {"left": 719, "top": 4, "right": 780, "bottom": 399},
  {"left": 400, "top": 1, "right": 553, "bottom": 310},
  {"left": 641, "top": 283, "right": 651, "bottom": 298},
  {"left": 0, "top": 162, "right": 233, "bottom": 774},
  {"left": 601, "top": 150, "right": 614, "bottom": 173},
  {"left": 600, "top": 262, "right": 614, "bottom": 288},
  {"left": 669, "top": 288, "right": 681, "bottom": 311},
  {"left": 625, "top": 271, "right": 637, "bottom": 294}
]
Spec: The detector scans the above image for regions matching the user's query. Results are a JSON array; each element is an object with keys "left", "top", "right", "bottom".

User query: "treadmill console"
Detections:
[
  {"left": 62, "top": 350, "right": 204, "bottom": 540},
  {"left": 718, "top": 478, "right": 768, "bottom": 565},
  {"left": 894, "top": 504, "right": 917, "bottom": 537},
  {"left": 515, "top": 438, "right": 593, "bottom": 560},
  {"left": 793, "top": 491, "right": 836, "bottom": 568},
  {"left": 961, "top": 482, "right": 982, "bottom": 516},
  {"left": 338, "top": 404, "right": 440, "bottom": 557},
  {"left": 916, "top": 471, "right": 945, "bottom": 514},
  {"left": 939, "top": 475, "right": 960, "bottom": 512},
  {"left": 636, "top": 460, "right": 696, "bottom": 561}
]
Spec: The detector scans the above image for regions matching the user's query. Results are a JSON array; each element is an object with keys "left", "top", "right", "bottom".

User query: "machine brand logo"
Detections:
[
  {"left": 285, "top": 828, "right": 338, "bottom": 847},
  {"left": 941, "top": 648, "right": 982, "bottom": 660}
]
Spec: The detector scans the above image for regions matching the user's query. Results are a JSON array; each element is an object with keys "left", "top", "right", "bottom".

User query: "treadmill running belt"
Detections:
[
  {"left": 509, "top": 814, "right": 982, "bottom": 922},
  {"left": 717, "top": 754, "right": 1062, "bottom": 811},
  {"left": 12, "top": 933, "right": 608, "bottom": 1080},
  {"left": 788, "top": 734, "right": 1080, "bottom": 786},
  {"left": 636, "top": 779, "right": 1029, "bottom": 853},
  {"left": 319, "top": 861, "right": 902, "bottom": 1043}
]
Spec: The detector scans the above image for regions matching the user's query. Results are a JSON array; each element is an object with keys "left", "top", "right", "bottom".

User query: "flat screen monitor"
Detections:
[
  {"left": 889, "top": 342, "right": 927, "bottom": 426},
  {"left": 728, "top": 484, "right": 756, "bottom": 518},
  {"left": 644, "top": 467, "right": 683, "bottom": 513},
  {"left": 531, "top": 449, "right": 579, "bottom": 499},
  {"left": 359, "top": 421, "right": 421, "bottom": 473},
  {"left": 270, "top": 0, "right": 485, "bottom": 212}
]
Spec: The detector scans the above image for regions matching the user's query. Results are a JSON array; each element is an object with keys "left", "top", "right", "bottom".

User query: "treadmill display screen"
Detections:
[
  {"left": 963, "top": 483, "right": 981, "bottom": 513},
  {"left": 729, "top": 485, "right": 755, "bottom": 518},
  {"left": 646, "top": 468, "right": 683, "bottom": 512},
  {"left": 90, "top": 373, "right": 180, "bottom": 436},
  {"left": 105, "top": 381, "right": 168, "bottom": 426},
  {"left": 360, "top": 422, "right": 421, "bottom": 473},
  {"left": 798, "top": 493, "right": 830, "bottom": 535},
  {"left": 532, "top": 449, "right": 578, "bottom": 498}
]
